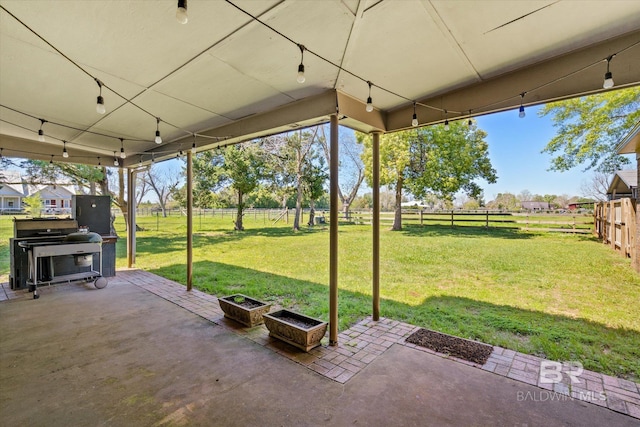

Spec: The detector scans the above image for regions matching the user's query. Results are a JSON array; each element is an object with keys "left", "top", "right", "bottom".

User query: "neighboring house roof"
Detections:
[
  {"left": 0, "top": 171, "right": 29, "bottom": 197},
  {"left": 0, "top": 171, "right": 76, "bottom": 198},
  {"left": 0, "top": 184, "right": 23, "bottom": 197},
  {"left": 33, "top": 184, "right": 76, "bottom": 199},
  {"left": 607, "top": 170, "right": 637, "bottom": 196},
  {"left": 616, "top": 122, "right": 640, "bottom": 154},
  {"left": 521, "top": 201, "right": 550, "bottom": 210}
]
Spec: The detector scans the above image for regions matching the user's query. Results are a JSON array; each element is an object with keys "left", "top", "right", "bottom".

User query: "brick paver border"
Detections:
[{"left": 2, "top": 269, "right": 638, "bottom": 420}]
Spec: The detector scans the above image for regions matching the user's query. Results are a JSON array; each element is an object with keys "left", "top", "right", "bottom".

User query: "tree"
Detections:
[
  {"left": 461, "top": 197, "right": 480, "bottom": 210},
  {"left": 190, "top": 150, "right": 224, "bottom": 209},
  {"left": 359, "top": 130, "right": 410, "bottom": 230},
  {"left": 302, "top": 155, "right": 328, "bottom": 226},
  {"left": 518, "top": 189, "right": 532, "bottom": 202},
  {"left": 553, "top": 194, "right": 570, "bottom": 210},
  {"left": 580, "top": 171, "right": 611, "bottom": 202},
  {"left": 540, "top": 87, "right": 640, "bottom": 173},
  {"left": 261, "top": 135, "right": 296, "bottom": 211},
  {"left": 23, "top": 194, "right": 43, "bottom": 217},
  {"left": 486, "top": 193, "right": 518, "bottom": 211},
  {"left": 360, "top": 121, "right": 497, "bottom": 230},
  {"left": 221, "top": 143, "right": 264, "bottom": 231},
  {"left": 261, "top": 128, "right": 327, "bottom": 230},
  {"left": 318, "top": 126, "right": 365, "bottom": 219},
  {"left": 141, "top": 164, "right": 180, "bottom": 217}
]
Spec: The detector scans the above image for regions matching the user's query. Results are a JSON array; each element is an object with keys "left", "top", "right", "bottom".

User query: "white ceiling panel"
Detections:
[
  {"left": 340, "top": 0, "right": 479, "bottom": 109},
  {"left": 0, "top": 0, "right": 638, "bottom": 167},
  {"left": 433, "top": 0, "right": 640, "bottom": 78}
]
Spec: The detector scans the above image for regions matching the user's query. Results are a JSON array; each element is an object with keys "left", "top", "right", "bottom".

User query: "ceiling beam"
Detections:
[
  {"left": 0, "top": 134, "right": 111, "bottom": 166},
  {"left": 386, "top": 28, "right": 640, "bottom": 132}
]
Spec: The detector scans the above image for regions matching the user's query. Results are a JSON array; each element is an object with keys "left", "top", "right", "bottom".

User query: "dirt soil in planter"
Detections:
[
  {"left": 225, "top": 297, "right": 264, "bottom": 309},
  {"left": 277, "top": 315, "right": 319, "bottom": 328},
  {"left": 405, "top": 329, "right": 493, "bottom": 365}
]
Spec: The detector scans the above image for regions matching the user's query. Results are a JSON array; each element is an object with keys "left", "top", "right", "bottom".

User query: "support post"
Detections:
[
  {"left": 372, "top": 131, "right": 381, "bottom": 321},
  {"left": 329, "top": 114, "right": 339, "bottom": 346},
  {"left": 126, "top": 169, "right": 137, "bottom": 268},
  {"left": 631, "top": 155, "right": 640, "bottom": 272},
  {"left": 187, "top": 150, "right": 193, "bottom": 291}
]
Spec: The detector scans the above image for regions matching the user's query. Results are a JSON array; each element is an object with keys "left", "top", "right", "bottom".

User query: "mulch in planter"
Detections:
[{"left": 405, "top": 329, "right": 493, "bottom": 365}]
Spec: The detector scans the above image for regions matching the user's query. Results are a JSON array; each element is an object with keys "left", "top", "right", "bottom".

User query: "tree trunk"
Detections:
[
  {"left": 117, "top": 168, "right": 129, "bottom": 231},
  {"left": 293, "top": 168, "right": 303, "bottom": 231},
  {"left": 392, "top": 176, "right": 403, "bottom": 231},
  {"left": 342, "top": 199, "right": 351, "bottom": 220},
  {"left": 235, "top": 190, "right": 244, "bottom": 231},
  {"left": 307, "top": 200, "right": 316, "bottom": 226}
]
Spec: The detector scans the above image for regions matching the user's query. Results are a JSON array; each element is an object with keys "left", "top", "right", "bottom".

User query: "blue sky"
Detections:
[{"left": 475, "top": 105, "right": 589, "bottom": 200}]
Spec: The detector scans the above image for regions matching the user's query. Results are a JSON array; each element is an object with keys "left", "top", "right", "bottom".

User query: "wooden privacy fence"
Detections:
[{"left": 594, "top": 198, "right": 636, "bottom": 259}]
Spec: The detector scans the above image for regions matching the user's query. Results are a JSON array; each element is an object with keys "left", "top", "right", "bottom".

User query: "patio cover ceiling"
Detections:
[{"left": 1, "top": 0, "right": 639, "bottom": 168}]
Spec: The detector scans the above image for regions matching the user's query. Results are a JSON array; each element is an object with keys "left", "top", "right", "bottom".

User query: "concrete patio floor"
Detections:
[{"left": 1, "top": 270, "right": 638, "bottom": 426}]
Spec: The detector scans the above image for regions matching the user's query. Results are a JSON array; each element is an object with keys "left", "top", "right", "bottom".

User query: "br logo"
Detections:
[{"left": 539, "top": 361, "right": 583, "bottom": 384}]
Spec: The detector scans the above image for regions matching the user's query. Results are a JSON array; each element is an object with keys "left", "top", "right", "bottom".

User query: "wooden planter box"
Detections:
[
  {"left": 263, "top": 309, "right": 328, "bottom": 352},
  {"left": 218, "top": 294, "right": 271, "bottom": 327}
]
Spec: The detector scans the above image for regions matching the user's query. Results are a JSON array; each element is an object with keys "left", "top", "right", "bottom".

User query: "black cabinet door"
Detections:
[{"left": 73, "top": 195, "right": 111, "bottom": 235}]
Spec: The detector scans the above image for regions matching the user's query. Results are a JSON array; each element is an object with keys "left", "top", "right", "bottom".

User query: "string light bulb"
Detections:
[
  {"left": 113, "top": 152, "right": 119, "bottom": 167},
  {"left": 365, "top": 81, "right": 374, "bottom": 112},
  {"left": 444, "top": 110, "right": 449, "bottom": 131},
  {"left": 49, "top": 155, "right": 53, "bottom": 164},
  {"left": 95, "top": 79, "right": 106, "bottom": 114},
  {"left": 191, "top": 134, "right": 197, "bottom": 154},
  {"left": 296, "top": 44, "right": 306, "bottom": 83},
  {"left": 119, "top": 138, "right": 126, "bottom": 159},
  {"left": 518, "top": 93, "right": 526, "bottom": 118},
  {"left": 62, "top": 141, "right": 69, "bottom": 158},
  {"left": 97, "top": 157, "right": 101, "bottom": 167},
  {"left": 176, "top": 0, "right": 188, "bottom": 24},
  {"left": 38, "top": 119, "right": 46, "bottom": 142},
  {"left": 155, "top": 118, "right": 162, "bottom": 144},
  {"left": 603, "top": 55, "right": 615, "bottom": 89},
  {"left": 411, "top": 102, "right": 418, "bottom": 127},
  {"left": 468, "top": 111, "right": 473, "bottom": 127}
]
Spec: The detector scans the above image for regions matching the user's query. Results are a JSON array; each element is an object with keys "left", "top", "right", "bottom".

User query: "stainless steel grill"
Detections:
[{"left": 10, "top": 218, "right": 108, "bottom": 299}]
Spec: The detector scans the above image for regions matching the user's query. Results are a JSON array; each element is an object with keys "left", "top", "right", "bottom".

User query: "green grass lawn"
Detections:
[{"left": 1, "top": 213, "right": 639, "bottom": 381}]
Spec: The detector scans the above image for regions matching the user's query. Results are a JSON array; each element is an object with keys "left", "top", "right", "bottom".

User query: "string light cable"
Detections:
[{"left": 1, "top": 2, "right": 637, "bottom": 144}]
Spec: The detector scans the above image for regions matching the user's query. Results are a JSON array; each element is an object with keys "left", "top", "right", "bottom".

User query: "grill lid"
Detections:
[{"left": 65, "top": 232, "right": 103, "bottom": 243}]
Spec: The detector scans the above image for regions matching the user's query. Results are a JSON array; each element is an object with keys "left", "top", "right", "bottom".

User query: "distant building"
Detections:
[
  {"left": 568, "top": 201, "right": 595, "bottom": 211},
  {"left": 520, "top": 201, "right": 550, "bottom": 211},
  {"left": 607, "top": 170, "right": 637, "bottom": 200},
  {"left": 0, "top": 171, "right": 75, "bottom": 214},
  {"left": 0, "top": 171, "right": 28, "bottom": 214},
  {"left": 35, "top": 185, "right": 75, "bottom": 214}
]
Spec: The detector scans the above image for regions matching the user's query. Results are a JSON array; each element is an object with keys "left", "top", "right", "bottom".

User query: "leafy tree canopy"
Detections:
[
  {"left": 540, "top": 87, "right": 640, "bottom": 173},
  {"left": 361, "top": 122, "right": 497, "bottom": 202}
]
